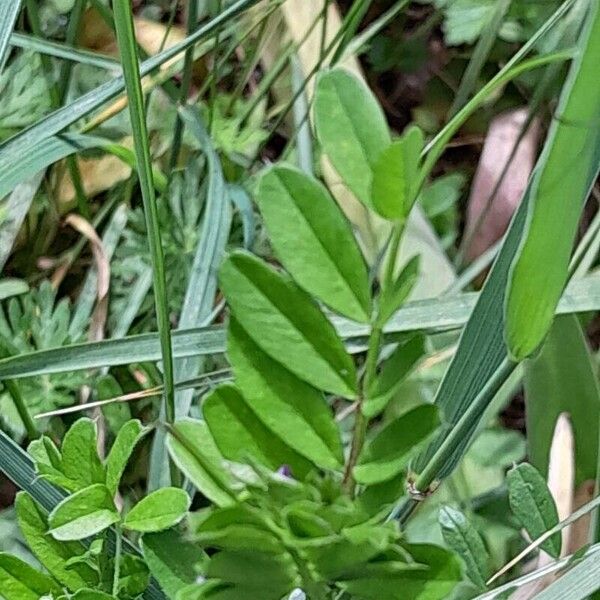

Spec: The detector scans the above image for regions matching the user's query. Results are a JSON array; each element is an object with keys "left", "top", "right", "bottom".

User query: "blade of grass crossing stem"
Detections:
[
  {"left": 113, "top": 0, "right": 175, "bottom": 422},
  {"left": 505, "top": 0, "right": 600, "bottom": 360},
  {"left": 2, "top": 275, "right": 600, "bottom": 380},
  {"left": 407, "top": 1, "right": 600, "bottom": 494},
  {"left": 148, "top": 107, "right": 232, "bottom": 491},
  {"left": 0, "top": 0, "right": 21, "bottom": 72},
  {"left": 0, "top": 429, "right": 167, "bottom": 600},
  {"left": 0, "top": 0, "right": 261, "bottom": 177}
]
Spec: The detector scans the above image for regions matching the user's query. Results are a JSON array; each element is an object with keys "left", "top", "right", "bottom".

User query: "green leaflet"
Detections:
[
  {"left": 341, "top": 544, "right": 461, "bottom": 600},
  {"left": 439, "top": 506, "right": 490, "bottom": 590},
  {"left": 219, "top": 251, "right": 357, "bottom": 398},
  {"left": 505, "top": 1, "right": 600, "bottom": 360},
  {"left": 371, "top": 126, "right": 424, "bottom": 221},
  {"left": 378, "top": 256, "right": 420, "bottom": 327},
  {"left": 60, "top": 418, "right": 105, "bottom": 490},
  {"left": 15, "top": 492, "right": 95, "bottom": 590},
  {"left": 364, "top": 335, "right": 426, "bottom": 418},
  {"left": 256, "top": 164, "right": 371, "bottom": 322},
  {"left": 355, "top": 404, "right": 440, "bottom": 485},
  {"left": 106, "top": 420, "right": 150, "bottom": 496},
  {"left": 48, "top": 484, "right": 119, "bottom": 541},
  {"left": 204, "top": 551, "right": 299, "bottom": 598},
  {"left": 203, "top": 383, "right": 313, "bottom": 478},
  {"left": 507, "top": 463, "right": 561, "bottom": 558},
  {"left": 124, "top": 488, "right": 190, "bottom": 533},
  {"left": 524, "top": 316, "right": 600, "bottom": 485},
  {"left": 314, "top": 68, "right": 391, "bottom": 207},
  {"left": 166, "top": 419, "right": 236, "bottom": 507},
  {"left": 227, "top": 317, "right": 343, "bottom": 469},
  {"left": 141, "top": 530, "right": 206, "bottom": 599},
  {"left": 0, "top": 553, "right": 61, "bottom": 600}
]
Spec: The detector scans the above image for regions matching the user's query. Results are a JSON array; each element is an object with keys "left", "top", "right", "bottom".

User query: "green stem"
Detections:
[
  {"left": 112, "top": 525, "right": 122, "bottom": 596},
  {"left": 5, "top": 380, "right": 38, "bottom": 440},
  {"left": 389, "top": 358, "right": 516, "bottom": 524},
  {"left": 343, "top": 223, "right": 404, "bottom": 494},
  {"left": 113, "top": 0, "right": 176, "bottom": 424}
]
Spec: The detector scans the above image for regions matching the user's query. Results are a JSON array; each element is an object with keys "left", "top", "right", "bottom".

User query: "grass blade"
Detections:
[
  {"left": 505, "top": 0, "right": 600, "bottom": 360},
  {"left": 0, "top": 0, "right": 21, "bottom": 71},
  {"left": 113, "top": 0, "right": 175, "bottom": 421},
  {"left": 0, "top": 274, "right": 599, "bottom": 380},
  {"left": 0, "top": 132, "right": 166, "bottom": 201},
  {"left": 10, "top": 32, "right": 119, "bottom": 70}
]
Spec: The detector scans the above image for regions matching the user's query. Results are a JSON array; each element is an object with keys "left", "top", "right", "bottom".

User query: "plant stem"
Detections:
[
  {"left": 389, "top": 358, "right": 516, "bottom": 524},
  {"left": 112, "top": 525, "right": 122, "bottom": 596},
  {"left": 5, "top": 380, "right": 38, "bottom": 440},
  {"left": 113, "top": 0, "right": 176, "bottom": 424},
  {"left": 343, "top": 223, "right": 404, "bottom": 494}
]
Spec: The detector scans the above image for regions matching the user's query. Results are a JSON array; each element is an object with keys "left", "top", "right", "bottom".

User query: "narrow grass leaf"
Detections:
[
  {"left": 507, "top": 463, "right": 561, "bottom": 558},
  {"left": 0, "top": 0, "right": 21, "bottom": 72},
  {"left": 124, "top": 488, "right": 190, "bottom": 533},
  {"left": 113, "top": 0, "right": 175, "bottom": 421},
  {"left": 203, "top": 383, "right": 313, "bottom": 479},
  {"left": 257, "top": 164, "right": 371, "bottom": 322},
  {"left": 48, "top": 484, "right": 119, "bottom": 541},
  {"left": 0, "top": 133, "right": 165, "bottom": 202},
  {"left": 228, "top": 317, "right": 343, "bottom": 468},
  {"left": 355, "top": 404, "right": 440, "bottom": 485},
  {"left": 2, "top": 273, "right": 600, "bottom": 380},
  {"left": 219, "top": 251, "right": 358, "bottom": 398},
  {"left": 0, "top": 553, "right": 61, "bottom": 600},
  {"left": 505, "top": 3, "right": 600, "bottom": 360},
  {"left": 10, "top": 32, "right": 119, "bottom": 70},
  {"left": 524, "top": 315, "right": 600, "bottom": 485},
  {"left": 314, "top": 68, "right": 391, "bottom": 207},
  {"left": 532, "top": 547, "right": 600, "bottom": 600},
  {"left": 439, "top": 506, "right": 490, "bottom": 590}
]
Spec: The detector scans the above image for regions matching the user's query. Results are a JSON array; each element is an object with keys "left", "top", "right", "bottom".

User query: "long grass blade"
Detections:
[
  {"left": 0, "top": 0, "right": 21, "bottom": 72},
  {"left": 113, "top": 0, "right": 175, "bottom": 422},
  {"left": 0, "top": 273, "right": 599, "bottom": 380},
  {"left": 0, "top": 132, "right": 166, "bottom": 201},
  {"left": 505, "top": 0, "right": 600, "bottom": 360}
]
